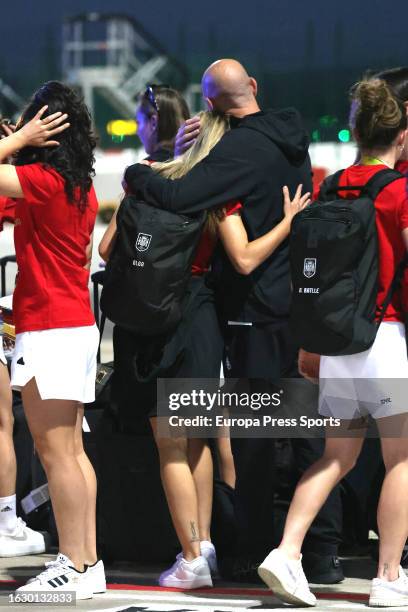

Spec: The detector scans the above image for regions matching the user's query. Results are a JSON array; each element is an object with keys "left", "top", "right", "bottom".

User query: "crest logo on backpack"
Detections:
[
  {"left": 135, "top": 233, "right": 152, "bottom": 252},
  {"left": 303, "top": 258, "right": 317, "bottom": 278}
]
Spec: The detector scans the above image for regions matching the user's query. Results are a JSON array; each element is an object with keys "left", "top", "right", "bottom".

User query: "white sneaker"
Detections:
[
  {"left": 200, "top": 541, "right": 218, "bottom": 577},
  {"left": 0, "top": 517, "right": 46, "bottom": 557},
  {"left": 26, "top": 553, "right": 68, "bottom": 584},
  {"left": 369, "top": 566, "right": 408, "bottom": 607},
  {"left": 32, "top": 555, "right": 107, "bottom": 595},
  {"left": 159, "top": 554, "right": 213, "bottom": 589},
  {"left": 258, "top": 548, "right": 316, "bottom": 607},
  {"left": 85, "top": 560, "right": 106, "bottom": 594},
  {"left": 16, "top": 553, "right": 92, "bottom": 600}
]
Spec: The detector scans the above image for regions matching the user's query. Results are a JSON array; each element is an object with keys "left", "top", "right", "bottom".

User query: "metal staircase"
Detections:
[{"left": 62, "top": 12, "right": 190, "bottom": 119}]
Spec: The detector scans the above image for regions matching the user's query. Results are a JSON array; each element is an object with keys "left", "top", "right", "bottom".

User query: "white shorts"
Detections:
[
  {"left": 11, "top": 325, "right": 99, "bottom": 403},
  {"left": 319, "top": 322, "right": 408, "bottom": 420}
]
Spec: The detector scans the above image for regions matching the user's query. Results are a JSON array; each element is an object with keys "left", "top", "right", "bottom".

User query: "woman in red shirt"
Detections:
[
  {"left": 0, "top": 191, "right": 48, "bottom": 558},
  {"left": 100, "top": 110, "right": 309, "bottom": 589},
  {"left": 0, "top": 82, "right": 102, "bottom": 600},
  {"left": 300, "top": 66, "right": 408, "bottom": 383},
  {"left": 259, "top": 80, "right": 408, "bottom": 608}
]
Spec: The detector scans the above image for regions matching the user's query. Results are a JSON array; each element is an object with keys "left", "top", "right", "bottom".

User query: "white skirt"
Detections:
[
  {"left": 11, "top": 325, "right": 99, "bottom": 403},
  {"left": 319, "top": 322, "right": 408, "bottom": 420}
]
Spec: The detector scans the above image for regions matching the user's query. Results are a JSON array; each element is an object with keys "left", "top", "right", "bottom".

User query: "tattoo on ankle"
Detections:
[
  {"left": 190, "top": 521, "right": 199, "bottom": 543},
  {"left": 383, "top": 563, "right": 389, "bottom": 577}
]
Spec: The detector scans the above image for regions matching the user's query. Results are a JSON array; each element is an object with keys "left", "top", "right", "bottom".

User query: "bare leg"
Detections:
[
  {"left": 216, "top": 436, "right": 236, "bottom": 489},
  {"left": 279, "top": 429, "right": 364, "bottom": 560},
  {"left": 151, "top": 417, "right": 200, "bottom": 560},
  {"left": 22, "top": 378, "right": 87, "bottom": 571},
  {"left": 0, "top": 363, "right": 15, "bottom": 497},
  {"left": 376, "top": 414, "right": 408, "bottom": 581},
  {"left": 188, "top": 438, "right": 213, "bottom": 542},
  {"left": 74, "top": 405, "right": 97, "bottom": 566}
]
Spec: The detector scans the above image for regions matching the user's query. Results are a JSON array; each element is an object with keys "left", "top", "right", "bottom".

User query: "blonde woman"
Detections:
[{"left": 99, "top": 111, "right": 309, "bottom": 589}]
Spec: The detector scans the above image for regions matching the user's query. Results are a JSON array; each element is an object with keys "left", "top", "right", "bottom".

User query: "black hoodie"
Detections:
[{"left": 125, "top": 108, "right": 312, "bottom": 323}]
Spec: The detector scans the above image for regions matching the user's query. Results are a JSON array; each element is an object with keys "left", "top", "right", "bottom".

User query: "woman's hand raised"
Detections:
[
  {"left": 15, "top": 105, "right": 70, "bottom": 148},
  {"left": 283, "top": 184, "right": 311, "bottom": 223}
]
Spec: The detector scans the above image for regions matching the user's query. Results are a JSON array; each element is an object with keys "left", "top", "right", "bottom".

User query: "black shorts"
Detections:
[
  {"left": 112, "top": 280, "right": 223, "bottom": 423},
  {"left": 223, "top": 321, "right": 299, "bottom": 381}
]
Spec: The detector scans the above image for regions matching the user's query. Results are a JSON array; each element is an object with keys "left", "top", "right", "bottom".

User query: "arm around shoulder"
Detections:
[{"left": 125, "top": 133, "right": 258, "bottom": 215}]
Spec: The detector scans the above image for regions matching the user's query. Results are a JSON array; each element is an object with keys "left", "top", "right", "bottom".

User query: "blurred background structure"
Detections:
[{"left": 0, "top": 0, "right": 406, "bottom": 205}]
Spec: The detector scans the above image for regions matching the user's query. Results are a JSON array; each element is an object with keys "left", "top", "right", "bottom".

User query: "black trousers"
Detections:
[{"left": 223, "top": 321, "right": 342, "bottom": 557}]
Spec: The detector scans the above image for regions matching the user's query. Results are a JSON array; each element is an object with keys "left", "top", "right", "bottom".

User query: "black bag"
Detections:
[
  {"left": 289, "top": 168, "right": 404, "bottom": 355},
  {"left": 96, "top": 416, "right": 180, "bottom": 563},
  {"left": 100, "top": 196, "right": 206, "bottom": 336},
  {"left": 94, "top": 313, "right": 113, "bottom": 402}
]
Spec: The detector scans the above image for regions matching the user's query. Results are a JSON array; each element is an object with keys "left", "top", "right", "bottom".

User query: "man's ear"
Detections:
[
  {"left": 205, "top": 97, "right": 214, "bottom": 111},
  {"left": 249, "top": 77, "right": 258, "bottom": 98}
]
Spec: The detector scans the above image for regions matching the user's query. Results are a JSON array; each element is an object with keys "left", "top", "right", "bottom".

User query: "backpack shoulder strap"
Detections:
[
  {"left": 318, "top": 167, "right": 403, "bottom": 202},
  {"left": 318, "top": 169, "right": 345, "bottom": 201},
  {"left": 362, "top": 168, "right": 403, "bottom": 200},
  {"left": 377, "top": 252, "right": 408, "bottom": 326}
]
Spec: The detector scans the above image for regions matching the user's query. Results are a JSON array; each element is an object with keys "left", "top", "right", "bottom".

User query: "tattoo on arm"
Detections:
[{"left": 190, "top": 521, "right": 199, "bottom": 543}]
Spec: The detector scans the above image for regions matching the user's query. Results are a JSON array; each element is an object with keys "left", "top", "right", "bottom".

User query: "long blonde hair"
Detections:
[{"left": 152, "top": 111, "right": 230, "bottom": 233}]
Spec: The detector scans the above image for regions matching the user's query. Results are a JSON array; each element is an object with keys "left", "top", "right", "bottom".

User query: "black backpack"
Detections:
[
  {"left": 289, "top": 168, "right": 405, "bottom": 356},
  {"left": 100, "top": 196, "right": 206, "bottom": 336}
]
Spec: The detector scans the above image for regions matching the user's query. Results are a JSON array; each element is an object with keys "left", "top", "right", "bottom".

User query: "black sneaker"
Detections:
[
  {"left": 302, "top": 552, "right": 344, "bottom": 584},
  {"left": 219, "top": 555, "right": 263, "bottom": 584}
]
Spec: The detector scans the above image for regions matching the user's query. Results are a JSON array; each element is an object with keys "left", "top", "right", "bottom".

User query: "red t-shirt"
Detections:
[
  {"left": 192, "top": 201, "right": 242, "bottom": 275},
  {"left": 393, "top": 159, "right": 408, "bottom": 316},
  {"left": 13, "top": 164, "right": 98, "bottom": 333},
  {"left": 0, "top": 196, "right": 16, "bottom": 231},
  {"left": 396, "top": 159, "right": 408, "bottom": 175},
  {"left": 315, "top": 164, "right": 408, "bottom": 322}
]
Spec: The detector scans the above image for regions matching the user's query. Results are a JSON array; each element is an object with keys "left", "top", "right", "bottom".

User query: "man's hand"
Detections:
[
  {"left": 174, "top": 116, "right": 201, "bottom": 157},
  {"left": 122, "top": 159, "right": 151, "bottom": 194}
]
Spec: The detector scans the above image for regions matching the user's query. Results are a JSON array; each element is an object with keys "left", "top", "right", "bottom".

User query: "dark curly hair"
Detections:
[{"left": 14, "top": 81, "right": 96, "bottom": 211}]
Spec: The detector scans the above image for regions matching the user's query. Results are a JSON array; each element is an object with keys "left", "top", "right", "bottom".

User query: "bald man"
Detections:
[
  {"left": 125, "top": 59, "right": 311, "bottom": 323},
  {"left": 124, "top": 60, "right": 342, "bottom": 585}
]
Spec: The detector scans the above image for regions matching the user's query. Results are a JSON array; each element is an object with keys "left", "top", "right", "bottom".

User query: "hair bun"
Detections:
[{"left": 350, "top": 78, "right": 406, "bottom": 148}]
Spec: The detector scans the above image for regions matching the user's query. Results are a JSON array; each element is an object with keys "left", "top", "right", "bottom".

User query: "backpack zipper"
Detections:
[{"left": 302, "top": 217, "right": 351, "bottom": 226}]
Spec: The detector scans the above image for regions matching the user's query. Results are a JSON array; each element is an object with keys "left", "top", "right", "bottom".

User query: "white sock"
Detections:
[{"left": 0, "top": 494, "right": 18, "bottom": 533}]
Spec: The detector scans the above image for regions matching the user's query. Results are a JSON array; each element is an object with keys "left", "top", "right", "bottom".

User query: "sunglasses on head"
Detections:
[{"left": 144, "top": 84, "right": 170, "bottom": 113}]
